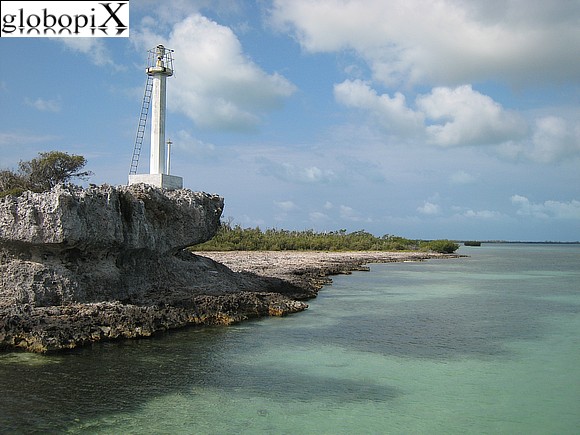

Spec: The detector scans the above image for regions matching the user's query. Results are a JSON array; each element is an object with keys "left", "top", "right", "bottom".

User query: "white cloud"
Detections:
[
  {"left": 511, "top": 195, "right": 580, "bottom": 219},
  {"left": 495, "top": 116, "right": 580, "bottom": 163},
  {"left": 273, "top": 200, "right": 299, "bottom": 222},
  {"left": 339, "top": 205, "right": 368, "bottom": 222},
  {"left": 301, "top": 166, "right": 335, "bottom": 183},
  {"left": 332, "top": 79, "right": 580, "bottom": 165},
  {"left": 417, "top": 201, "right": 441, "bottom": 215},
  {"left": 135, "top": 14, "right": 296, "bottom": 131},
  {"left": 334, "top": 79, "right": 424, "bottom": 135},
  {"left": 270, "top": 0, "right": 580, "bottom": 87},
  {"left": 258, "top": 159, "right": 336, "bottom": 184},
  {"left": 417, "top": 85, "right": 527, "bottom": 147},
  {"left": 334, "top": 82, "right": 528, "bottom": 148},
  {"left": 528, "top": 116, "right": 580, "bottom": 163},
  {"left": 461, "top": 209, "right": 502, "bottom": 219},
  {"left": 24, "top": 97, "right": 61, "bottom": 113},
  {"left": 58, "top": 39, "right": 121, "bottom": 69},
  {"left": 173, "top": 130, "right": 221, "bottom": 160},
  {"left": 274, "top": 200, "right": 298, "bottom": 211}
]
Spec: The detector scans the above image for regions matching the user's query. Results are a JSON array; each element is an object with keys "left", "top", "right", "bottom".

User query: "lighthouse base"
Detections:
[{"left": 128, "top": 174, "right": 183, "bottom": 190}]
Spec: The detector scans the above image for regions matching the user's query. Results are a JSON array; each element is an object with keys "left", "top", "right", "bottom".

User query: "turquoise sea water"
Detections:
[{"left": 1, "top": 244, "right": 579, "bottom": 434}]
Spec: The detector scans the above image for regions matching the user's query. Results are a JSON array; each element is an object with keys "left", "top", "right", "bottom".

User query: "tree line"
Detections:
[{"left": 190, "top": 222, "right": 460, "bottom": 254}]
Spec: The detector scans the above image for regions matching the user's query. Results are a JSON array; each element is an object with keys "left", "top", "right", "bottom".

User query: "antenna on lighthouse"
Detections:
[
  {"left": 166, "top": 139, "right": 172, "bottom": 175},
  {"left": 128, "top": 45, "right": 183, "bottom": 190}
]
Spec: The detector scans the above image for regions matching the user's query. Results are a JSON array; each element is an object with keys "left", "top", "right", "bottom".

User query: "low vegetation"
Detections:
[
  {"left": 0, "top": 151, "right": 92, "bottom": 198},
  {"left": 190, "top": 222, "right": 459, "bottom": 254}
]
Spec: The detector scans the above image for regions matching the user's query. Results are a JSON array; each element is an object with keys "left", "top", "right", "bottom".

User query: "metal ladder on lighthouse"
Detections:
[{"left": 129, "top": 76, "right": 153, "bottom": 175}]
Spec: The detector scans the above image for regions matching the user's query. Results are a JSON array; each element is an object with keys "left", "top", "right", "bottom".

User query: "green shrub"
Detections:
[
  {"left": 0, "top": 151, "right": 92, "bottom": 196},
  {"left": 420, "top": 239, "right": 459, "bottom": 254}
]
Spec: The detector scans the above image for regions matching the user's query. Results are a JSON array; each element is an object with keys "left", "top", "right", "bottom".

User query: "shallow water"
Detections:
[{"left": 1, "top": 244, "right": 579, "bottom": 434}]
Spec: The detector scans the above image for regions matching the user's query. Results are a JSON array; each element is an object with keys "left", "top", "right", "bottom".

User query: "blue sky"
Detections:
[{"left": 1, "top": 0, "right": 579, "bottom": 241}]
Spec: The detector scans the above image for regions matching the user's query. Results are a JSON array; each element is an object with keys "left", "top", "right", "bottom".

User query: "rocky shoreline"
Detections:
[
  {"left": 193, "top": 250, "right": 455, "bottom": 293},
  {"left": 0, "top": 250, "right": 457, "bottom": 354},
  {"left": 0, "top": 184, "right": 461, "bottom": 353}
]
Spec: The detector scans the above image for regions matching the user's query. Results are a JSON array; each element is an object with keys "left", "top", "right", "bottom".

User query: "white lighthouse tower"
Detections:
[{"left": 129, "top": 45, "right": 183, "bottom": 190}]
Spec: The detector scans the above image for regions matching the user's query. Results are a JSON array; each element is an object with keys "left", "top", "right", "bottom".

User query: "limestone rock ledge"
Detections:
[
  {"left": 0, "top": 293, "right": 307, "bottom": 354},
  {"left": 0, "top": 184, "right": 308, "bottom": 353}
]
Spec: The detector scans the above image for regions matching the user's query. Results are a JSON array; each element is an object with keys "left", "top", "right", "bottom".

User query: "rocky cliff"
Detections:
[{"left": 0, "top": 184, "right": 308, "bottom": 353}]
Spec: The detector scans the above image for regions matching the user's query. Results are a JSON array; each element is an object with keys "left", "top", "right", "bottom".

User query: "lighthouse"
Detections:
[{"left": 128, "top": 45, "right": 183, "bottom": 190}]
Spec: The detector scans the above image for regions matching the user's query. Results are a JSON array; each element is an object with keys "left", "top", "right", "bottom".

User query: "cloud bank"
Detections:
[
  {"left": 270, "top": 0, "right": 580, "bottom": 87},
  {"left": 276, "top": 0, "right": 580, "bottom": 163},
  {"left": 335, "top": 81, "right": 529, "bottom": 148},
  {"left": 511, "top": 195, "right": 580, "bottom": 220}
]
